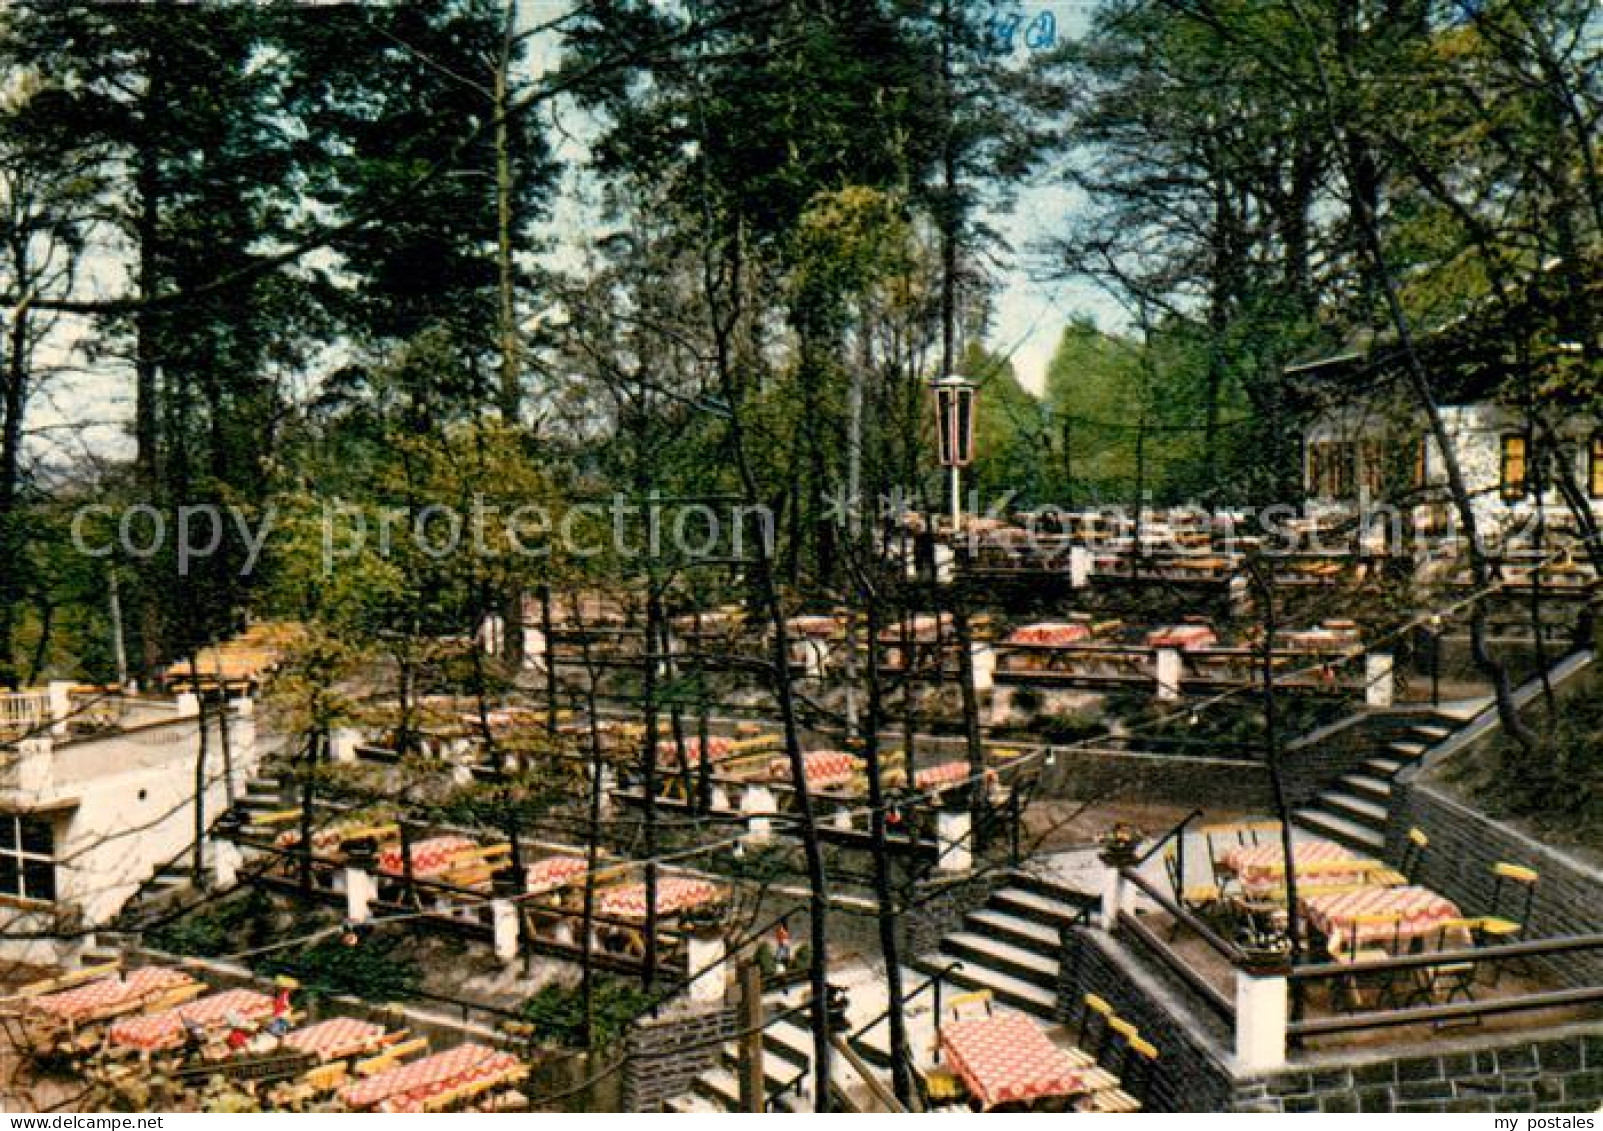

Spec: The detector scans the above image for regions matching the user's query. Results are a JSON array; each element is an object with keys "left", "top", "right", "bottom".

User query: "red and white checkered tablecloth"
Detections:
[
  {"left": 378, "top": 836, "right": 477, "bottom": 878},
  {"left": 284, "top": 1018, "right": 387, "bottom": 1061},
  {"left": 275, "top": 823, "right": 354, "bottom": 852},
  {"left": 769, "top": 750, "right": 858, "bottom": 788},
  {"left": 339, "top": 1043, "right": 522, "bottom": 1111},
  {"left": 877, "top": 614, "right": 949, "bottom": 642},
  {"left": 940, "top": 1012, "right": 1089, "bottom": 1110},
  {"left": 1303, "top": 885, "right": 1465, "bottom": 953},
  {"left": 596, "top": 876, "right": 722, "bottom": 922},
  {"left": 1146, "top": 625, "right": 1217, "bottom": 650},
  {"left": 29, "top": 967, "right": 197, "bottom": 1023},
  {"left": 108, "top": 988, "right": 275, "bottom": 1052},
  {"left": 655, "top": 735, "right": 735, "bottom": 768},
  {"left": 787, "top": 615, "right": 842, "bottom": 639},
  {"left": 1006, "top": 622, "right": 1091, "bottom": 647},
  {"left": 917, "top": 760, "right": 994, "bottom": 791},
  {"left": 1223, "top": 839, "right": 1354, "bottom": 890},
  {"left": 525, "top": 855, "right": 588, "bottom": 895}
]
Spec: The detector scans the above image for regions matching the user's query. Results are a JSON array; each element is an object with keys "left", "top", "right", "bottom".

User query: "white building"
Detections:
[
  {"left": 1290, "top": 348, "right": 1602, "bottom": 543},
  {"left": 0, "top": 688, "right": 258, "bottom": 966}
]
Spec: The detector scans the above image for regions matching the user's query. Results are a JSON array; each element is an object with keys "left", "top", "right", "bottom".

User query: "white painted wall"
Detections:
[
  {"left": 0, "top": 702, "right": 259, "bottom": 966},
  {"left": 1304, "top": 402, "right": 1602, "bottom": 536}
]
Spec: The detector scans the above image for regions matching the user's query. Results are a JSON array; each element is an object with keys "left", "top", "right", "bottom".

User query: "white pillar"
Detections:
[
  {"left": 710, "top": 785, "right": 731, "bottom": 812},
  {"left": 480, "top": 614, "right": 504, "bottom": 656},
  {"left": 344, "top": 867, "right": 378, "bottom": 924},
  {"left": 522, "top": 627, "right": 546, "bottom": 670},
  {"left": 1069, "top": 546, "right": 1092, "bottom": 589},
  {"left": 174, "top": 692, "right": 201, "bottom": 718},
  {"left": 16, "top": 737, "right": 51, "bottom": 794},
  {"left": 46, "top": 681, "right": 73, "bottom": 737},
  {"left": 686, "top": 930, "right": 729, "bottom": 1006},
  {"left": 935, "top": 808, "right": 973, "bottom": 874},
  {"left": 742, "top": 785, "right": 776, "bottom": 846},
  {"left": 1365, "top": 652, "right": 1395, "bottom": 708},
  {"left": 1099, "top": 865, "right": 1128, "bottom": 930},
  {"left": 329, "top": 727, "right": 361, "bottom": 765},
  {"left": 933, "top": 543, "right": 955, "bottom": 585},
  {"left": 831, "top": 806, "right": 853, "bottom": 831},
  {"left": 1234, "top": 971, "right": 1289, "bottom": 1071},
  {"left": 598, "top": 767, "right": 617, "bottom": 819},
  {"left": 491, "top": 899, "right": 520, "bottom": 962},
  {"left": 796, "top": 639, "right": 826, "bottom": 679},
  {"left": 1156, "top": 648, "right": 1182, "bottom": 701},
  {"left": 212, "top": 839, "right": 244, "bottom": 890},
  {"left": 970, "top": 643, "right": 995, "bottom": 693}
]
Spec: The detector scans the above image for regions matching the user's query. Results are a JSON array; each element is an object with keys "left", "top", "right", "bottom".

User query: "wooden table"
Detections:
[
  {"left": 939, "top": 1011, "right": 1093, "bottom": 1110},
  {"left": 1303, "top": 885, "right": 1468, "bottom": 953}
]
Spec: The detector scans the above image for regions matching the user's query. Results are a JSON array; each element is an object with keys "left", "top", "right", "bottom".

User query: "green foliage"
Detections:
[
  {"left": 259, "top": 933, "right": 421, "bottom": 1004},
  {"left": 147, "top": 890, "right": 276, "bottom": 959},
  {"left": 519, "top": 977, "right": 654, "bottom": 1051}
]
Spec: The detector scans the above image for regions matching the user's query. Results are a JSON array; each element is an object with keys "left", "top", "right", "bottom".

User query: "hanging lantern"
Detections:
[{"left": 931, "top": 373, "right": 977, "bottom": 468}]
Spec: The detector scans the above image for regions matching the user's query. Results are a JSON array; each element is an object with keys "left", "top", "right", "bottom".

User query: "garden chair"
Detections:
[
  {"left": 1079, "top": 1036, "right": 1156, "bottom": 1114},
  {"left": 1330, "top": 913, "right": 1404, "bottom": 1012},
  {"left": 1399, "top": 827, "right": 1428, "bottom": 881},
  {"left": 1478, "top": 862, "right": 1539, "bottom": 984},
  {"left": 1077, "top": 993, "right": 1114, "bottom": 1058},
  {"left": 1405, "top": 917, "right": 1480, "bottom": 1011}
]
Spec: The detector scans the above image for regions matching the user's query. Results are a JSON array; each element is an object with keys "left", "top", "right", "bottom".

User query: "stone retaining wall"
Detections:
[
  {"left": 620, "top": 1003, "right": 737, "bottom": 1112},
  {"left": 1235, "top": 1025, "right": 1603, "bottom": 1113},
  {"left": 1055, "top": 927, "right": 1236, "bottom": 1112},
  {"left": 1387, "top": 777, "right": 1603, "bottom": 986},
  {"left": 1036, "top": 747, "right": 1273, "bottom": 811}
]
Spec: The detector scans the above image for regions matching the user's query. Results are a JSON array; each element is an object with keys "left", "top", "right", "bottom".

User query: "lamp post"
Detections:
[{"left": 931, "top": 373, "right": 977, "bottom": 536}]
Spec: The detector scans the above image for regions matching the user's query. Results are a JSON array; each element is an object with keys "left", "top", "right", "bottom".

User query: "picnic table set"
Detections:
[
  {"left": 338, "top": 1042, "right": 526, "bottom": 1113},
  {"left": 377, "top": 835, "right": 479, "bottom": 879},
  {"left": 939, "top": 1010, "right": 1092, "bottom": 1110},
  {"left": 1207, "top": 829, "right": 1479, "bottom": 975},
  {"left": 770, "top": 749, "right": 860, "bottom": 789},
  {"left": 6, "top": 963, "right": 532, "bottom": 1112},
  {"left": 595, "top": 875, "right": 724, "bottom": 923}
]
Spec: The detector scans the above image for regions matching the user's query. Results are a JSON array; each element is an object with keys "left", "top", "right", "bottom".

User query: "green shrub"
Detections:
[
  {"left": 259, "top": 933, "right": 421, "bottom": 1003},
  {"left": 147, "top": 890, "right": 275, "bottom": 958},
  {"left": 520, "top": 977, "right": 654, "bottom": 1050}
]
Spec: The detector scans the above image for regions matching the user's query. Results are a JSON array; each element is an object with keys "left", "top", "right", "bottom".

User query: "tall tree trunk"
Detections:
[
  {"left": 861, "top": 586, "right": 913, "bottom": 1105},
  {"left": 1299, "top": 5, "right": 1538, "bottom": 751},
  {"left": 0, "top": 289, "right": 32, "bottom": 689}
]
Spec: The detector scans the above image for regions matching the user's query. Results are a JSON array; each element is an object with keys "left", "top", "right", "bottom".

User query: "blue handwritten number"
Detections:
[
  {"left": 1024, "top": 10, "right": 1056, "bottom": 50},
  {"left": 988, "top": 12, "right": 1022, "bottom": 54}
]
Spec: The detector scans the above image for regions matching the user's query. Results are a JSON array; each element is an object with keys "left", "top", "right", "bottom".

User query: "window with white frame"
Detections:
[{"left": 0, "top": 813, "right": 55, "bottom": 903}]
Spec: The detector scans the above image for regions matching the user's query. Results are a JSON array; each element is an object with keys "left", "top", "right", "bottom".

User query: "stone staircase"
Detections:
[
  {"left": 1291, "top": 709, "right": 1464, "bottom": 854},
  {"left": 662, "top": 995, "right": 886, "bottom": 1113},
  {"left": 909, "top": 870, "right": 1096, "bottom": 1022}
]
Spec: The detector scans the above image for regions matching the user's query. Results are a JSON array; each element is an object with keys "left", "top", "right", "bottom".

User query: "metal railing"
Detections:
[{"left": 1283, "top": 932, "right": 1603, "bottom": 1039}]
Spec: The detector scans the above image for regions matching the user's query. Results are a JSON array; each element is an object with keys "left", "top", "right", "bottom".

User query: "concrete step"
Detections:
[
  {"left": 938, "top": 932, "right": 1059, "bottom": 990},
  {"left": 664, "top": 1093, "right": 722, "bottom": 1114},
  {"left": 1003, "top": 869, "right": 1099, "bottom": 910},
  {"left": 1405, "top": 723, "right": 1453, "bottom": 742},
  {"left": 1364, "top": 756, "right": 1405, "bottom": 778},
  {"left": 988, "top": 887, "right": 1092, "bottom": 934},
  {"left": 1319, "top": 791, "right": 1389, "bottom": 828},
  {"left": 1338, "top": 774, "right": 1393, "bottom": 804},
  {"left": 964, "top": 908, "right": 1062, "bottom": 956},
  {"left": 914, "top": 953, "right": 1058, "bottom": 1019},
  {"left": 850, "top": 967, "right": 937, "bottom": 1071},
  {"left": 691, "top": 1066, "right": 743, "bottom": 1111},
  {"left": 1293, "top": 808, "right": 1386, "bottom": 854},
  {"left": 1386, "top": 740, "right": 1428, "bottom": 759}
]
